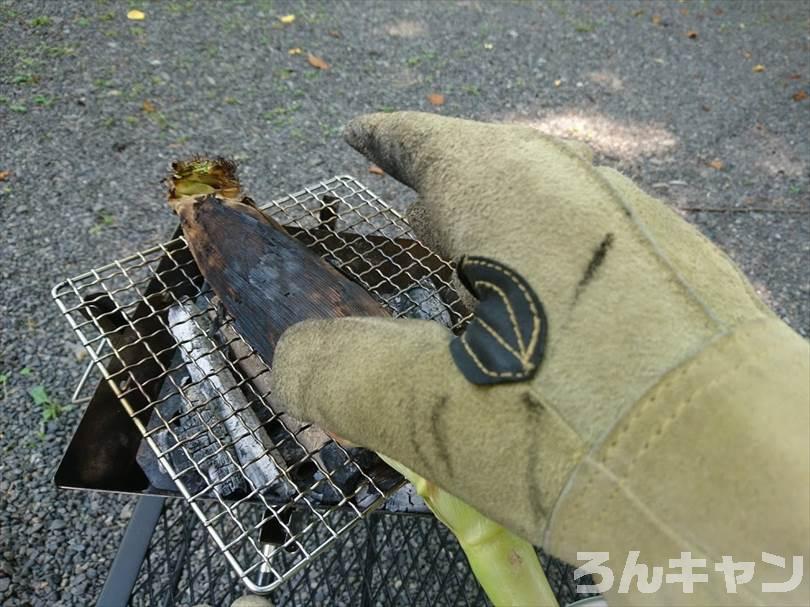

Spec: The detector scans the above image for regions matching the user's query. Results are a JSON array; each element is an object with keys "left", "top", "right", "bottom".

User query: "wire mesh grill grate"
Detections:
[
  {"left": 125, "top": 498, "right": 594, "bottom": 606},
  {"left": 52, "top": 175, "right": 471, "bottom": 593},
  {"left": 127, "top": 499, "right": 491, "bottom": 606}
]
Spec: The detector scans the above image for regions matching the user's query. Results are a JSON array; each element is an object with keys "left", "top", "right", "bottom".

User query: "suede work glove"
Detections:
[{"left": 272, "top": 113, "right": 809, "bottom": 605}]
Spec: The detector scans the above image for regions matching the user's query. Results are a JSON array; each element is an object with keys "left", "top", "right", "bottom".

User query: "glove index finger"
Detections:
[{"left": 343, "top": 111, "right": 452, "bottom": 192}]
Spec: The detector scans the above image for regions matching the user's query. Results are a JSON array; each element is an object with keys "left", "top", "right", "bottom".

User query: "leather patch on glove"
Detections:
[{"left": 450, "top": 256, "right": 547, "bottom": 385}]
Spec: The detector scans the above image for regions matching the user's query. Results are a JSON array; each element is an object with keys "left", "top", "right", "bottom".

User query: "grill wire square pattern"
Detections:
[
  {"left": 52, "top": 176, "right": 471, "bottom": 593},
  {"left": 124, "top": 498, "right": 593, "bottom": 607}
]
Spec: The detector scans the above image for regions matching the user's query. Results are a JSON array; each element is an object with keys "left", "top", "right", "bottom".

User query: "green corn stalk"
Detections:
[{"left": 381, "top": 455, "right": 558, "bottom": 607}]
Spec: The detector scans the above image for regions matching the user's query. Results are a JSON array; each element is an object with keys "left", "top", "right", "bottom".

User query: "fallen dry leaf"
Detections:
[
  {"left": 127, "top": 9, "right": 145, "bottom": 20},
  {"left": 279, "top": 14, "right": 295, "bottom": 24},
  {"left": 687, "top": 30, "right": 698, "bottom": 39},
  {"left": 788, "top": 73, "right": 801, "bottom": 80},
  {"left": 368, "top": 165, "right": 385, "bottom": 176},
  {"left": 307, "top": 53, "right": 330, "bottom": 70},
  {"left": 328, "top": 30, "right": 342, "bottom": 38},
  {"left": 707, "top": 159, "right": 724, "bottom": 171},
  {"left": 142, "top": 99, "right": 156, "bottom": 113},
  {"left": 631, "top": 9, "right": 644, "bottom": 17},
  {"left": 792, "top": 90, "right": 808, "bottom": 102},
  {"left": 288, "top": 47, "right": 302, "bottom": 55},
  {"left": 426, "top": 93, "right": 445, "bottom": 106},
  {"left": 651, "top": 14, "right": 662, "bottom": 26},
  {"left": 0, "top": 170, "right": 10, "bottom": 181},
  {"left": 752, "top": 64, "right": 765, "bottom": 73}
]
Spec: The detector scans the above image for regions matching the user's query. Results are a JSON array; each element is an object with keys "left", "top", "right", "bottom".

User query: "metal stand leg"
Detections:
[
  {"left": 97, "top": 496, "right": 166, "bottom": 607},
  {"left": 359, "top": 515, "right": 379, "bottom": 607}
]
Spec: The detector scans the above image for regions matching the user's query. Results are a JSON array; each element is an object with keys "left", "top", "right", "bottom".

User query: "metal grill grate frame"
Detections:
[{"left": 52, "top": 175, "right": 471, "bottom": 593}]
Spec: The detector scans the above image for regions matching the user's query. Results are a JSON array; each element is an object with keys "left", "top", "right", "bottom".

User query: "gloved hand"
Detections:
[{"left": 272, "top": 113, "right": 809, "bottom": 605}]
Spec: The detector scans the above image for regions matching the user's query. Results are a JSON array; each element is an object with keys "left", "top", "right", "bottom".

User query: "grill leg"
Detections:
[
  {"left": 97, "top": 496, "right": 166, "bottom": 607},
  {"left": 359, "top": 515, "right": 379, "bottom": 607}
]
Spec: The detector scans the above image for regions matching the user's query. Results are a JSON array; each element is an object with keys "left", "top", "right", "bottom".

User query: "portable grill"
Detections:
[{"left": 52, "top": 175, "right": 472, "bottom": 593}]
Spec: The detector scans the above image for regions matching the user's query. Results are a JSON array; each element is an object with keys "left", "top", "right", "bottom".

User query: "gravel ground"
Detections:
[{"left": 1, "top": 1, "right": 808, "bottom": 605}]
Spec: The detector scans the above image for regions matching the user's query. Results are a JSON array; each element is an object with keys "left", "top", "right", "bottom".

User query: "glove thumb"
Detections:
[
  {"left": 272, "top": 315, "right": 587, "bottom": 543},
  {"left": 271, "top": 316, "right": 458, "bottom": 456}
]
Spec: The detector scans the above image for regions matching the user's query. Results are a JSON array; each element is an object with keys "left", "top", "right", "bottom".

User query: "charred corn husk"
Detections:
[{"left": 167, "top": 157, "right": 388, "bottom": 366}]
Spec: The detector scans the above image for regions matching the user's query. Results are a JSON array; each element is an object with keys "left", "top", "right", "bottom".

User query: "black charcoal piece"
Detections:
[
  {"left": 139, "top": 347, "right": 247, "bottom": 499},
  {"left": 387, "top": 278, "right": 453, "bottom": 327},
  {"left": 357, "top": 483, "right": 429, "bottom": 513},
  {"left": 308, "top": 445, "right": 403, "bottom": 505}
]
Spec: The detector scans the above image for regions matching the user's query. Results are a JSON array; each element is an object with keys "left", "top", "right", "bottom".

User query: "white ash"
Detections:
[{"left": 168, "top": 300, "right": 283, "bottom": 493}]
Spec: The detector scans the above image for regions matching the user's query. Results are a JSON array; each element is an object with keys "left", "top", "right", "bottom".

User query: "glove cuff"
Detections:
[{"left": 544, "top": 317, "right": 809, "bottom": 605}]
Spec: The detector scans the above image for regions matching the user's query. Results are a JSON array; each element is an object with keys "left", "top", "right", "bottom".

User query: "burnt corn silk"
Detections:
[{"left": 167, "top": 157, "right": 388, "bottom": 367}]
